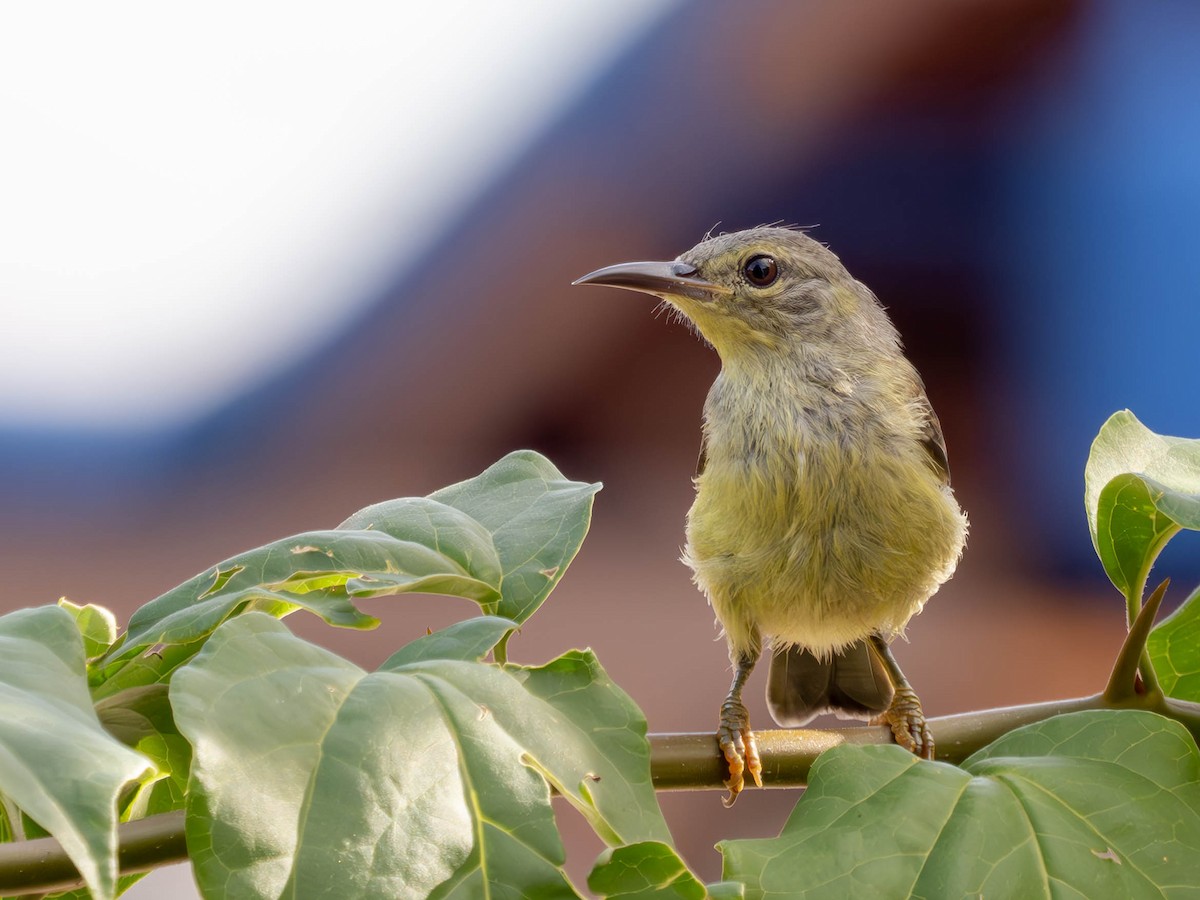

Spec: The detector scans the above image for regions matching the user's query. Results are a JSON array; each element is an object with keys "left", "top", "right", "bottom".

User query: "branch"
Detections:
[
  {"left": 652, "top": 692, "right": 1200, "bottom": 790},
  {"left": 4, "top": 692, "right": 1200, "bottom": 894},
  {"left": 0, "top": 810, "right": 186, "bottom": 896}
]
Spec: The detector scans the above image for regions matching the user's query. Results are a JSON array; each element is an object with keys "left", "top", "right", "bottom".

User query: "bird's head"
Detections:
[{"left": 575, "top": 226, "right": 891, "bottom": 365}]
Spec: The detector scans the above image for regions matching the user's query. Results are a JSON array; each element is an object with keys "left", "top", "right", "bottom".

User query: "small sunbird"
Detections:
[{"left": 575, "top": 227, "right": 967, "bottom": 804}]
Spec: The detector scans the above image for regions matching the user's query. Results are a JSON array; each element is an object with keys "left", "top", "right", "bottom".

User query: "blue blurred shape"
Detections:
[{"left": 991, "top": 0, "right": 1200, "bottom": 578}]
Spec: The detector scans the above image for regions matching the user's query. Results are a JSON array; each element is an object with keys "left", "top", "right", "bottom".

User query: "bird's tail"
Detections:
[{"left": 767, "top": 641, "right": 894, "bottom": 726}]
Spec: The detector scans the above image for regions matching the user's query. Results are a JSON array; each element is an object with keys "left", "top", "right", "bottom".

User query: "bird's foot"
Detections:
[
  {"left": 871, "top": 685, "right": 934, "bottom": 760},
  {"left": 717, "top": 698, "right": 762, "bottom": 806}
]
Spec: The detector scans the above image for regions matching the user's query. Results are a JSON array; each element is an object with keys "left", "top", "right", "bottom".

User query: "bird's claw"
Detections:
[
  {"left": 717, "top": 698, "right": 762, "bottom": 806},
  {"left": 871, "top": 685, "right": 934, "bottom": 760}
]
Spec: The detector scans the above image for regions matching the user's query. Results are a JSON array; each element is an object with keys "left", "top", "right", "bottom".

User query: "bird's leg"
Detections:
[
  {"left": 718, "top": 647, "right": 762, "bottom": 806},
  {"left": 868, "top": 634, "right": 934, "bottom": 760}
]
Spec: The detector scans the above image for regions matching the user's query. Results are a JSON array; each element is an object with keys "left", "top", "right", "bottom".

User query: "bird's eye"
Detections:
[{"left": 743, "top": 254, "right": 778, "bottom": 287}]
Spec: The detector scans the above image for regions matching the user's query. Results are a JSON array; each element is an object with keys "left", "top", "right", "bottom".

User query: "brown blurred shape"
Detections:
[{"left": 5, "top": 0, "right": 1110, "bottom": 886}]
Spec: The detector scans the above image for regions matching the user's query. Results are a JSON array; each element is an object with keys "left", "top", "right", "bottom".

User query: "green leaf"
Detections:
[
  {"left": 171, "top": 614, "right": 665, "bottom": 899},
  {"left": 721, "top": 710, "right": 1200, "bottom": 899},
  {"left": 589, "top": 842, "right": 743, "bottom": 899},
  {"left": 1149, "top": 583, "right": 1200, "bottom": 701},
  {"left": 425, "top": 449, "right": 601, "bottom": 624},
  {"left": 381, "top": 614, "right": 515, "bottom": 666},
  {"left": 497, "top": 651, "right": 670, "bottom": 848},
  {"left": 0, "top": 607, "right": 153, "bottom": 900},
  {"left": 95, "top": 684, "right": 192, "bottom": 819},
  {"left": 96, "top": 683, "right": 173, "bottom": 748},
  {"left": 90, "top": 636, "right": 208, "bottom": 701},
  {"left": 58, "top": 598, "right": 118, "bottom": 659},
  {"left": 1085, "top": 411, "right": 1200, "bottom": 606},
  {"left": 109, "top": 451, "right": 598, "bottom": 660},
  {"left": 114, "top": 529, "right": 494, "bottom": 654}
]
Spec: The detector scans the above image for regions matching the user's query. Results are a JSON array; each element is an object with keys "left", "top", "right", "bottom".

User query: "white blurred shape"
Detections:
[
  {"left": 0, "top": 2, "right": 677, "bottom": 429},
  {"left": 123, "top": 862, "right": 199, "bottom": 900}
]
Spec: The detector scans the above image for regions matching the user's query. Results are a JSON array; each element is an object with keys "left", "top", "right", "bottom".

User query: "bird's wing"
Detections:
[
  {"left": 696, "top": 433, "right": 708, "bottom": 478},
  {"left": 914, "top": 377, "right": 951, "bottom": 486}
]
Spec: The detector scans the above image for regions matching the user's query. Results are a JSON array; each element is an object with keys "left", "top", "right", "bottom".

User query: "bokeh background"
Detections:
[{"left": 3, "top": 0, "right": 1199, "bottom": 893}]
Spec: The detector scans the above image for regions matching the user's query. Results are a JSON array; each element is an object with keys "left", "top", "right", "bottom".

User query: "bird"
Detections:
[{"left": 574, "top": 226, "right": 967, "bottom": 804}]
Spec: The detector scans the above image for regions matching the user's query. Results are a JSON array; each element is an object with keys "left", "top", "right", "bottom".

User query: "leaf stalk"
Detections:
[{"left": 1106, "top": 578, "right": 1169, "bottom": 702}]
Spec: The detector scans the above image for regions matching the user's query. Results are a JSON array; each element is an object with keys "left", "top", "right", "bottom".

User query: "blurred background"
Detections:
[{"left": 3, "top": 0, "right": 1199, "bottom": 892}]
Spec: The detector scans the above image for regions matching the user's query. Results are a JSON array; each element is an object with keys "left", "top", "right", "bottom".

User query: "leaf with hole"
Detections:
[{"left": 107, "top": 451, "right": 599, "bottom": 662}]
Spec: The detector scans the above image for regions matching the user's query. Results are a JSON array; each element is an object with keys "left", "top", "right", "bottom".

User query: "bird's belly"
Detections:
[{"left": 685, "top": 455, "right": 965, "bottom": 656}]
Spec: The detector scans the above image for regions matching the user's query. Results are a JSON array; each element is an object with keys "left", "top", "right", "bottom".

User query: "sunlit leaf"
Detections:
[
  {"left": 1085, "top": 411, "right": 1200, "bottom": 604},
  {"left": 58, "top": 599, "right": 118, "bottom": 659}
]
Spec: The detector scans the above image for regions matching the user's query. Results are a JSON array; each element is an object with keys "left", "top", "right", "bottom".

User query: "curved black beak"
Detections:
[{"left": 573, "top": 261, "right": 730, "bottom": 303}]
